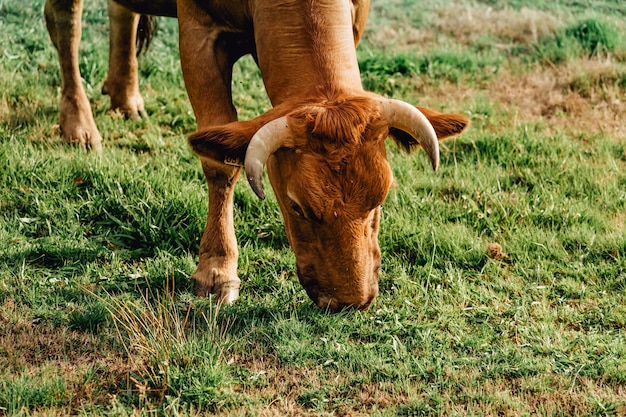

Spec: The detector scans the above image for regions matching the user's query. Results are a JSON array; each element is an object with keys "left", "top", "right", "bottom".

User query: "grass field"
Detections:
[{"left": 1, "top": 0, "right": 625, "bottom": 415}]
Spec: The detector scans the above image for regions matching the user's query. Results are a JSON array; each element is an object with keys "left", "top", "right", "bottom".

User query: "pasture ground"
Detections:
[{"left": 1, "top": 0, "right": 625, "bottom": 415}]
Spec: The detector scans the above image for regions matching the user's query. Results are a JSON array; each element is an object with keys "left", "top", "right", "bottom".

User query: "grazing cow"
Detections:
[
  {"left": 44, "top": 0, "right": 176, "bottom": 150},
  {"left": 47, "top": 0, "right": 469, "bottom": 311},
  {"left": 183, "top": 0, "right": 470, "bottom": 311}
]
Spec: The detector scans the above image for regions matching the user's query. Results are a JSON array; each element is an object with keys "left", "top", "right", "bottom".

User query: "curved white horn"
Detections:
[
  {"left": 244, "top": 116, "right": 291, "bottom": 199},
  {"left": 379, "top": 99, "right": 439, "bottom": 171}
]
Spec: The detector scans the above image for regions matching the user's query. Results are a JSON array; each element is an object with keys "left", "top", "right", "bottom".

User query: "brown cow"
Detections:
[
  {"left": 44, "top": 0, "right": 176, "bottom": 150},
  {"left": 46, "top": 0, "right": 469, "bottom": 311}
]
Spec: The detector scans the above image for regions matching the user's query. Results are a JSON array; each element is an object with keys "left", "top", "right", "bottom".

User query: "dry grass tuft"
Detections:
[
  {"left": 365, "top": 25, "right": 434, "bottom": 52},
  {"left": 101, "top": 287, "right": 192, "bottom": 399},
  {"left": 435, "top": 6, "right": 559, "bottom": 45},
  {"left": 93, "top": 283, "right": 232, "bottom": 406}
]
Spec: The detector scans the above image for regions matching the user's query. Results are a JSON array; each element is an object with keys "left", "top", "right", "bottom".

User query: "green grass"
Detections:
[{"left": 1, "top": 0, "right": 626, "bottom": 415}]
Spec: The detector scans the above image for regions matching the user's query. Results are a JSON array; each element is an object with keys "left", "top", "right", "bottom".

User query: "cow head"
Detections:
[{"left": 189, "top": 94, "right": 469, "bottom": 311}]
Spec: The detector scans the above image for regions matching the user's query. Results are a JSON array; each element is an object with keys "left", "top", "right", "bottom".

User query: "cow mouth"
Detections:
[{"left": 297, "top": 265, "right": 378, "bottom": 312}]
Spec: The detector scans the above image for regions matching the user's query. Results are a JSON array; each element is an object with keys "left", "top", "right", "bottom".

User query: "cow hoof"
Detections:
[
  {"left": 109, "top": 107, "right": 145, "bottom": 122},
  {"left": 125, "top": 107, "right": 147, "bottom": 121},
  {"left": 103, "top": 84, "right": 146, "bottom": 121},
  {"left": 60, "top": 125, "right": 103, "bottom": 152},
  {"left": 59, "top": 96, "right": 103, "bottom": 151},
  {"left": 109, "top": 98, "right": 146, "bottom": 121},
  {"left": 192, "top": 268, "right": 240, "bottom": 304}
]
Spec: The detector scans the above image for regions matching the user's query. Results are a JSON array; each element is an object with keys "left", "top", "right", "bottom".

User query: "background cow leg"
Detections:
[
  {"left": 102, "top": 0, "right": 146, "bottom": 120},
  {"left": 44, "top": 0, "right": 102, "bottom": 150},
  {"left": 178, "top": 0, "right": 251, "bottom": 303}
]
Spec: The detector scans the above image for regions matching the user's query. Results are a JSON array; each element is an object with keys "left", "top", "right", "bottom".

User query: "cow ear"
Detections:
[
  {"left": 188, "top": 122, "right": 257, "bottom": 166},
  {"left": 188, "top": 104, "right": 297, "bottom": 166},
  {"left": 417, "top": 106, "right": 470, "bottom": 139},
  {"left": 389, "top": 106, "right": 470, "bottom": 153}
]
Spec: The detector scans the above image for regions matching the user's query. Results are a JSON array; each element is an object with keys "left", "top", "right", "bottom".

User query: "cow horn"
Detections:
[
  {"left": 244, "top": 116, "right": 291, "bottom": 199},
  {"left": 379, "top": 99, "right": 439, "bottom": 170}
]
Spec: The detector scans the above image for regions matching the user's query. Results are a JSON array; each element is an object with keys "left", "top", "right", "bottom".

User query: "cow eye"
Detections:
[
  {"left": 289, "top": 200, "right": 323, "bottom": 223},
  {"left": 290, "top": 201, "right": 305, "bottom": 217}
]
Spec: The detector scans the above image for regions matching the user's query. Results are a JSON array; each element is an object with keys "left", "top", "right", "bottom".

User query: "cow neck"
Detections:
[{"left": 253, "top": 0, "right": 363, "bottom": 106}]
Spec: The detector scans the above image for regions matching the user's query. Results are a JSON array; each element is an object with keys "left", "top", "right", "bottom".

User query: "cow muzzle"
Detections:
[{"left": 297, "top": 264, "right": 379, "bottom": 312}]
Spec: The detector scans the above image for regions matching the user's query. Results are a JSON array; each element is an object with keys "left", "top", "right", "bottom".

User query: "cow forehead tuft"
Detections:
[{"left": 287, "top": 95, "right": 386, "bottom": 148}]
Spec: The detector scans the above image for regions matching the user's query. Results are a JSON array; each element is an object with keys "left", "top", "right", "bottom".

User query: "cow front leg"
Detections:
[
  {"left": 102, "top": 0, "right": 146, "bottom": 120},
  {"left": 192, "top": 160, "right": 241, "bottom": 303},
  {"left": 44, "top": 0, "right": 102, "bottom": 150},
  {"left": 178, "top": 0, "right": 252, "bottom": 303}
]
